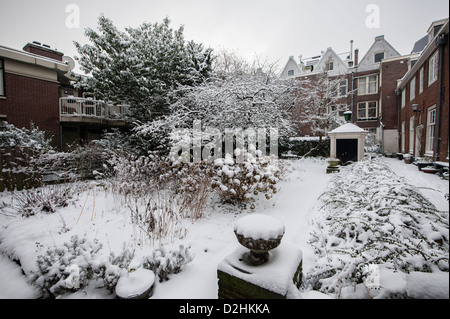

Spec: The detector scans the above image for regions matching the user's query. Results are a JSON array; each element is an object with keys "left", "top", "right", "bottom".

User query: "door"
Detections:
[{"left": 336, "top": 139, "right": 358, "bottom": 164}]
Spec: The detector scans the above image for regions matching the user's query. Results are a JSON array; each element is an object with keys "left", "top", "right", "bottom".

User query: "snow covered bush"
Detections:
[
  {"left": 30, "top": 236, "right": 137, "bottom": 297},
  {"left": 0, "top": 184, "right": 76, "bottom": 217},
  {"left": 141, "top": 245, "right": 193, "bottom": 282},
  {"left": 211, "top": 148, "right": 282, "bottom": 206},
  {"left": 30, "top": 235, "right": 103, "bottom": 298},
  {"left": 307, "top": 158, "right": 449, "bottom": 297},
  {"left": 0, "top": 122, "right": 53, "bottom": 151}
]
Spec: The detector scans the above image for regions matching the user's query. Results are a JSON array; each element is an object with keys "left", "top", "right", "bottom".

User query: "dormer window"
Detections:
[
  {"left": 287, "top": 70, "right": 294, "bottom": 76},
  {"left": 325, "top": 62, "right": 334, "bottom": 71},
  {"left": 374, "top": 52, "right": 385, "bottom": 63}
]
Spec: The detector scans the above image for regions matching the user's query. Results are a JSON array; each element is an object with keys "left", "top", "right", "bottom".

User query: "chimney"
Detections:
[
  {"left": 350, "top": 40, "right": 353, "bottom": 60},
  {"left": 354, "top": 49, "right": 359, "bottom": 66},
  {"left": 23, "top": 42, "right": 64, "bottom": 61}
]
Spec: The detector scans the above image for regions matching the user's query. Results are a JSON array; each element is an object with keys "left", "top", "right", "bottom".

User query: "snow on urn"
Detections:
[{"left": 234, "top": 214, "right": 285, "bottom": 266}]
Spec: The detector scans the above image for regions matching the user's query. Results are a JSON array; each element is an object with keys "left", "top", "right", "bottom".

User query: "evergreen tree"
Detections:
[{"left": 73, "top": 15, "right": 213, "bottom": 122}]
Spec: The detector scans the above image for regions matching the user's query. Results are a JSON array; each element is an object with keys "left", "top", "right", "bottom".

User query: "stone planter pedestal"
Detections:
[
  {"left": 217, "top": 242, "right": 303, "bottom": 299},
  {"left": 217, "top": 214, "right": 302, "bottom": 299}
]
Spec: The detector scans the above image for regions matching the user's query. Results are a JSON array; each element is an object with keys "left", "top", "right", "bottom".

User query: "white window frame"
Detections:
[
  {"left": 425, "top": 106, "right": 436, "bottom": 156},
  {"left": 357, "top": 101, "right": 378, "bottom": 121},
  {"left": 419, "top": 67, "right": 424, "bottom": 94},
  {"left": 339, "top": 79, "right": 348, "bottom": 96},
  {"left": 409, "top": 116, "right": 415, "bottom": 154},
  {"left": 358, "top": 75, "right": 378, "bottom": 95},
  {"left": 428, "top": 51, "right": 439, "bottom": 86},
  {"left": 287, "top": 69, "right": 294, "bottom": 76},
  {"left": 410, "top": 76, "right": 416, "bottom": 101},
  {"left": 326, "top": 61, "right": 334, "bottom": 71}
]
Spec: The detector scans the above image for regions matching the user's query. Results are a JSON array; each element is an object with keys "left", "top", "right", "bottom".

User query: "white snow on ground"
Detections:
[{"left": 0, "top": 157, "right": 448, "bottom": 299}]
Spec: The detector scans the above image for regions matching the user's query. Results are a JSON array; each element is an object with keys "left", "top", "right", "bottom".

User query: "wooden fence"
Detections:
[{"left": 0, "top": 147, "right": 42, "bottom": 192}]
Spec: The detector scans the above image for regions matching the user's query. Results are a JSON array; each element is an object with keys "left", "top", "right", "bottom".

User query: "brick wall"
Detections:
[
  {"left": 380, "top": 58, "right": 409, "bottom": 130},
  {"left": 0, "top": 72, "right": 61, "bottom": 147},
  {"left": 401, "top": 32, "right": 449, "bottom": 161}
]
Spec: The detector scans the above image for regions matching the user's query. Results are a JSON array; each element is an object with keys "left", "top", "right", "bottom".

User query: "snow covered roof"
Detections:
[{"left": 328, "top": 123, "right": 367, "bottom": 134}]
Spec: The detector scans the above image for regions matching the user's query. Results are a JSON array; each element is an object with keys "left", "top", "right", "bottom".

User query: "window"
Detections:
[
  {"left": 326, "top": 62, "right": 334, "bottom": 71},
  {"left": 401, "top": 89, "right": 406, "bottom": 108},
  {"left": 329, "top": 104, "right": 347, "bottom": 116},
  {"left": 374, "top": 52, "right": 385, "bottom": 63},
  {"left": 428, "top": 51, "right": 439, "bottom": 86},
  {"left": 339, "top": 79, "right": 347, "bottom": 96},
  {"left": 358, "top": 75, "right": 377, "bottom": 95},
  {"left": 425, "top": 106, "right": 436, "bottom": 155},
  {"left": 287, "top": 70, "right": 294, "bottom": 76},
  {"left": 409, "top": 116, "right": 415, "bottom": 154},
  {"left": 410, "top": 77, "right": 416, "bottom": 101},
  {"left": 0, "top": 59, "right": 5, "bottom": 97},
  {"left": 357, "top": 101, "right": 377, "bottom": 121},
  {"left": 419, "top": 67, "right": 424, "bottom": 94},
  {"left": 401, "top": 121, "right": 405, "bottom": 153}
]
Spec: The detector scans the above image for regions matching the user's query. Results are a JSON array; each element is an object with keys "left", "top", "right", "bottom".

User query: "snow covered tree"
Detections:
[
  {"left": 133, "top": 58, "right": 299, "bottom": 156},
  {"left": 72, "top": 15, "right": 213, "bottom": 122}
]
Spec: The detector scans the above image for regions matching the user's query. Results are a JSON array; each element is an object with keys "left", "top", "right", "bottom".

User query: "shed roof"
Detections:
[{"left": 328, "top": 123, "right": 367, "bottom": 134}]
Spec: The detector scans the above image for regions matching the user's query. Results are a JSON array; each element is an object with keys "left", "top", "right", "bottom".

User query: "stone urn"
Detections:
[
  {"left": 233, "top": 214, "right": 285, "bottom": 266},
  {"left": 327, "top": 158, "right": 340, "bottom": 167}
]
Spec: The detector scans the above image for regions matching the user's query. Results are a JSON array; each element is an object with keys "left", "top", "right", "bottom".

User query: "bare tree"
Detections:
[{"left": 291, "top": 70, "right": 352, "bottom": 156}]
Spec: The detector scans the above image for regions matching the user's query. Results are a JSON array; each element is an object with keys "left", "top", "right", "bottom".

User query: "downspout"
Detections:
[
  {"left": 351, "top": 72, "right": 355, "bottom": 123},
  {"left": 395, "top": 88, "right": 402, "bottom": 153},
  {"left": 434, "top": 33, "right": 447, "bottom": 163}
]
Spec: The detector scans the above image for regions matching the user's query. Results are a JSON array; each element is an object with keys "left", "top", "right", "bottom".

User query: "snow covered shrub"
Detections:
[
  {"left": 0, "top": 184, "right": 75, "bottom": 217},
  {"left": 211, "top": 148, "right": 281, "bottom": 206},
  {"left": 30, "top": 235, "right": 103, "bottom": 298},
  {"left": 95, "top": 244, "right": 135, "bottom": 293},
  {"left": 0, "top": 122, "right": 53, "bottom": 151},
  {"left": 307, "top": 158, "right": 449, "bottom": 296},
  {"left": 279, "top": 137, "right": 330, "bottom": 158},
  {"left": 30, "top": 236, "right": 136, "bottom": 297},
  {"left": 110, "top": 151, "right": 173, "bottom": 199},
  {"left": 141, "top": 245, "right": 193, "bottom": 282}
]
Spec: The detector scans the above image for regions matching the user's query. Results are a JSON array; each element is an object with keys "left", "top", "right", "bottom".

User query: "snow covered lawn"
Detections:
[{"left": 0, "top": 157, "right": 448, "bottom": 299}]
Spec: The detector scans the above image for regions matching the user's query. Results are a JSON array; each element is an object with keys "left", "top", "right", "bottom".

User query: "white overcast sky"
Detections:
[{"left": 0, "top": 0, "right": 448, "bottom": 73}]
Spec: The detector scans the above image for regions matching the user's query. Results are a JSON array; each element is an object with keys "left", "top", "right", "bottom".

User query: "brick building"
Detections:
[
  {"left": 0, "top": 42, "right": 69, "bottom": 148},
  {"left": 281, "top": 19, "right": 448, "bottom": 163},
  {"left": 0, "top": 42, "right": 131, "bottom": 150},
  {"left": 397, "top": 18, "right": 449, "bottom": 162}
]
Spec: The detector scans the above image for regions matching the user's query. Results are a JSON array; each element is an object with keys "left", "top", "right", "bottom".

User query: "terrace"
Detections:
[{"left": 59, "top": 97, "right": 131, "bottom": 126}]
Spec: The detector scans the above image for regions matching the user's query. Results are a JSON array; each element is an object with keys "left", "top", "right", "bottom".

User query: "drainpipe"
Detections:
[
  {"left": 395, "top": 88, "right": 402, "bottom": 153},
  {"left": 434, "top": 33, "right": 447, "bottom": 163},
  {"left": 351, "top": 72, "right": 355, "bottom": 123}
]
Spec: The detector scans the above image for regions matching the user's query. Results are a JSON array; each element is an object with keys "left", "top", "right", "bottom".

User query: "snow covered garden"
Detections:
[
  {"left": 0, "top": 15, "right": 448, "bottom": 300},
  {"left": 0, "top": 154, "right": 448, "bottom": 299}
]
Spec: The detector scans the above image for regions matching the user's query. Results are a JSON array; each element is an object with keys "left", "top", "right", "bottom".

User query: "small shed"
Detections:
[{"left": 328, "top": 123, "right": 368, "bottom": 163}]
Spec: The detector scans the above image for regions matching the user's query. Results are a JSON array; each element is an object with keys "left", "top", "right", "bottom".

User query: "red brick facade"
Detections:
[
  {"left": 399, "top": 27, "right": 449, "bottom": 162},
  {"left": 0, "top": 72, "right": 61, "bottom": 147}
]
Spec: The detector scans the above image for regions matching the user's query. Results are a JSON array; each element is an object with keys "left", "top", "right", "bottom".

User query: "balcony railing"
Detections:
[{"left": 59, "top": 97, "right": 131, "bottom": 125}]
